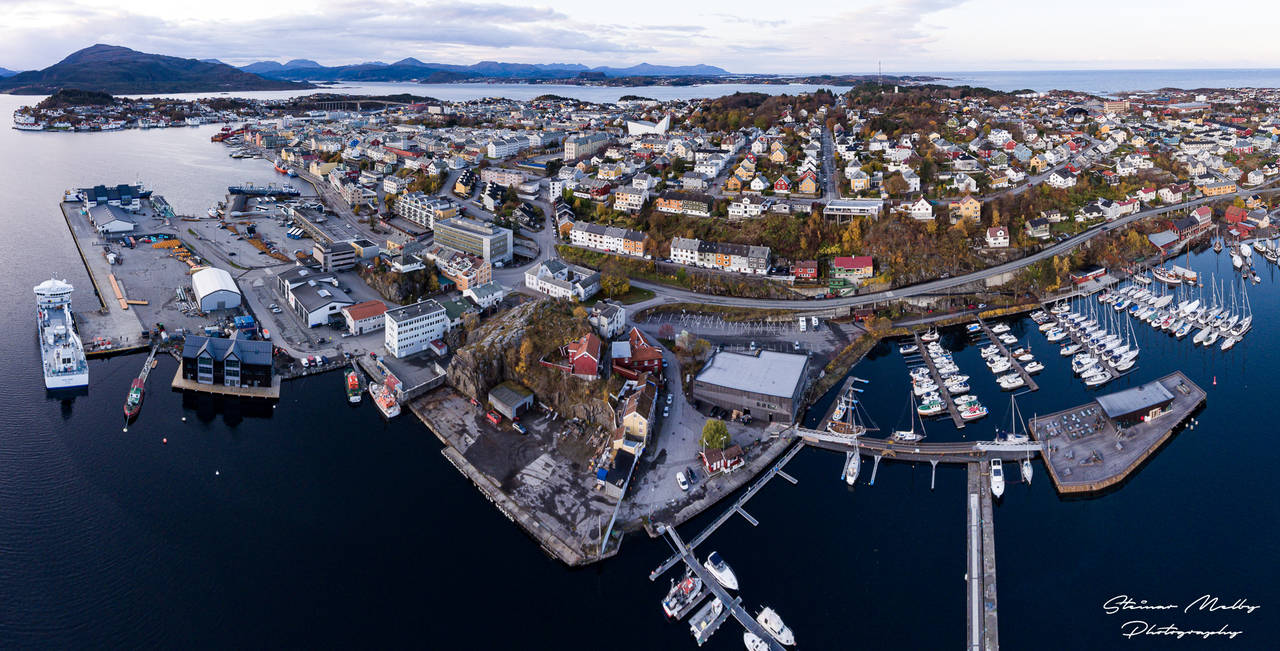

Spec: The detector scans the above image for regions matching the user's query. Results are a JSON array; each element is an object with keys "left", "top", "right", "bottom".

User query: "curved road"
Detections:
[{"left": 620, "top": 182, "right": 1280, "bottom": 310}]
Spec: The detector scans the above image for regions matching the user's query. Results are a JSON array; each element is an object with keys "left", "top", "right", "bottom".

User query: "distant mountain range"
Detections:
[
  {"left": 0, "top": 44, "right": 314, "bottom": 94},
  {"left": 0, "top": 66, "right": 18, "bottom": 77},
  {"left": 238, "top": 57, "right": 731, "bottom": 82}
]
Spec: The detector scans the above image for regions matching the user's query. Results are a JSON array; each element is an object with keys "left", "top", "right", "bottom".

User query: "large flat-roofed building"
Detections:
[
  {"left": 692, "top": 349, "right": 810, "bottom": 423},
  {"left": 313, "top": 240, "right": 356, "bottom": 271},
  {"left": 433, "top": 217, "right": 513, "bottom": 265},
  {"left": 384, "top": 299, "right": 448, "bottom": 358},
  {"left": 823, "top": 198, "right": 884, "bottom": 223},
  {"left": 1095, "top": 381, "right": 1176, "bottom": 426}
]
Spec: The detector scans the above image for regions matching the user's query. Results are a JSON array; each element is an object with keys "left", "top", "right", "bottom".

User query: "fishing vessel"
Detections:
[
  {"left": 689, "top": 598, "right": 724, "bottom": 641},
  {"left": 756, "top": 607, "right": 796, "bottom": 646},
  {"left": 35, "top": 278, "right": 89, "bottom": 389},
  {"left": 368, "top": 375, "right": 401, "bottom": 418},
  {"left": 989, "top": 458, "right": 1006, "bottom": 498},
  {"left": 662, "top": 570, "right": 704, "bottom": 619},
  {"left": 345, "top": 367, "right": 362, "bottom": 404},
  {"left": 123, "top": 378, "right": 144, "bottom": 418},
  {"left": 703, "top": 552, "right": 739, "bottom": 591}
]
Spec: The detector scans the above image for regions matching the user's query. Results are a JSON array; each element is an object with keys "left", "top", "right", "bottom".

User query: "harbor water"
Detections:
[{"left": 1, "top": 94, "right": 1278, "bottom": 649}]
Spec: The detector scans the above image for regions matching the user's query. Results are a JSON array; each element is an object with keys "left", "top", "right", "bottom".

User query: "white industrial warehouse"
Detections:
[{"left": 191, "top": 267, "right": 242, "bottom": 311}]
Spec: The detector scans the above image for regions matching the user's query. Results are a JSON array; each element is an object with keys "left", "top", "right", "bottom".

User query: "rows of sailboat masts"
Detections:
[
  {"left": 1034, "top": 299, "right": 1138, "bottom": 388},
  {"left": 1102, "top": 269, "right": 1254, "bottom": 350}
]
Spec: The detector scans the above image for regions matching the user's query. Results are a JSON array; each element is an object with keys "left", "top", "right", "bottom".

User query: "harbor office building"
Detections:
[
  {"left": 384, "top": 299, "right": 449, "bottom": 359},
  {"left": 181, "top": 335, "right": 274, "bottom": 388},
  {"left": 692, "top": 349, "right": 810, "bottom": 423},
  {"left": 1094, "top": 381, "right": 1176, "bottom": 426}
]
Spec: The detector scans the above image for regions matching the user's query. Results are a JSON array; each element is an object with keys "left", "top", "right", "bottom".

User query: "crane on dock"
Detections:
[{"left": 123, "top": 344, "right": 160, "bottom": 428}]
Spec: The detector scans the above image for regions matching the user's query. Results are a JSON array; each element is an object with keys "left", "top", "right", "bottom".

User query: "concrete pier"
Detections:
[
  {"left": 966, "top": 462, "right": 1000, "bottom": 650},
  {"left": 1029, "top": 371, "right": 1205, "bottom": 494}
]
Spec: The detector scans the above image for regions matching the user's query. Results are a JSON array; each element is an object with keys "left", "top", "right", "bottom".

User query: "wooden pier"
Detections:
[
  {"left": 170, "top": 365, "right": 281, "bottom": 399},
  {"left": 663, "top": 526, "right": 786, "bottom": 651},
  {"left": 967, "top": 463, "right": 1000, "bottom": 651},
  {"left": 651, "top": 441, "right": 804, "bottom": 581},
  {"left": 912, "top": 332, "right": 966, "bottom": 429},
  {"left": 975, "top": 318, "right": 1039, "bottom": 392}
]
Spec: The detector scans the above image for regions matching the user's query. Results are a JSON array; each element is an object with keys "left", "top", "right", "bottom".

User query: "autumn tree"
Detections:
[
  {"left": 700, "top": 418, "right": 730, "bottom": 450},
  {"left": 601, "top": 271, "right": 631, "bottom": 298}
]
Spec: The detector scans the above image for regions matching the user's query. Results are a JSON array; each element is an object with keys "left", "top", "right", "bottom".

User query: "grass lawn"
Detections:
[{"left": 584, "top": 286, "right": 655, "bottom": 306}]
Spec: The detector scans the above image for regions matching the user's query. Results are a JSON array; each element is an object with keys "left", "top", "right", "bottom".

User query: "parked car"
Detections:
[
  {"left": 512, "top": 422, "right": 527, "bottom": 435},
  {"left": 666, "top": 395, "right": 673, "bottom": 405},
  {"left": 676, "top": 472, "right": 690, "bottom": 492}
]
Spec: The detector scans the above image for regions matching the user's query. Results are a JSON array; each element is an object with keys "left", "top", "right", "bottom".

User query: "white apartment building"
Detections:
[{"left": 384, "top": 299, "right": 449, "bottom": 358}]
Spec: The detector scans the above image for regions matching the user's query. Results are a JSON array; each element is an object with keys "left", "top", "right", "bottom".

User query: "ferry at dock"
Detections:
[{"left": 35, "top": 278, "right": 89, "bottom": 390}]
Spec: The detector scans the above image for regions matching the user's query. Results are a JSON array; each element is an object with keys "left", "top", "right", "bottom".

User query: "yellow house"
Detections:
[
  {"left": 620, "top": 385, "right": 656, "bottom": 443},
  {"left": 1199, "top": 180, "right": 1236, "bottom": 197},
  {"left": 950, "top": 195, "right": 981, "bottom": 220},
  {"left": 309, "top": 161, "right": 338, "bottom": 177},
  {"left": 724, "top": 175, "right": 743, "bottom": 192},
  {"left": 1028, "top": 155, "right": 1048, "bottom": 173},
  {"left": 769, "top": 147, "right": 788, "bottom": 164},
  {"left": 797, "top": 175, "right": 820, "bottom": 194}
]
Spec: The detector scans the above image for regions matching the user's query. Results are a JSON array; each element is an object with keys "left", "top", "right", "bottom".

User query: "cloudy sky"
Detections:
[{"left": 3, "top": 0, "right": 1278, "bottom": 73}]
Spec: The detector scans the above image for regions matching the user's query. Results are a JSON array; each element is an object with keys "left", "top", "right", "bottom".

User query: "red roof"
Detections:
[
  {"left": 1224, "top": 206, "right": 1248, "bottom": 223},
  {"left": 344, "top": 300, "right": 387, "bottom": 321},
  {"left": 833, "top": 255, "right": 873, "bottom": 270}
]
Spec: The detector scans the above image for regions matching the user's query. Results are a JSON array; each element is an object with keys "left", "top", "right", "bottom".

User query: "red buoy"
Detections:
[{"left": 162, "top": 438, "right": 168, "bottom": 444}]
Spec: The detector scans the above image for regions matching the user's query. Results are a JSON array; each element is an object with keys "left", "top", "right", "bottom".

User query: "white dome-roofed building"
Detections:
[{"left": 191, "top": 267, "right": 242, "bottom": 311}]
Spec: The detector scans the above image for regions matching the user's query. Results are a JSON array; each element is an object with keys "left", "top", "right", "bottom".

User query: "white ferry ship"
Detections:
[{"left": 35, "top": 278, "right": 89, "bottom": 389}]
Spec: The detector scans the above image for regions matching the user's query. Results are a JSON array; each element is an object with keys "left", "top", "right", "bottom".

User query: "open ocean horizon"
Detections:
[{"left": 922, "top": 67, "right": 1280, "bottom": 95}]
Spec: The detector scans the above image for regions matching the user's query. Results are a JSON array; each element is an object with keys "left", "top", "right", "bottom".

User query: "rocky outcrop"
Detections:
[{"left": 446, "top": 299, "right": 617, "bottom": 428}]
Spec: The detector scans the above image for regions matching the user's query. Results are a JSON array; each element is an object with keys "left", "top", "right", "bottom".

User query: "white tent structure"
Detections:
[{"left": 191, "top": 267, "right": 242, "bottom": 311}]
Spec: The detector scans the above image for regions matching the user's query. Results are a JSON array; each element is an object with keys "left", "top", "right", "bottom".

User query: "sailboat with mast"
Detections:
[{"left": 892, "top": 390, "right": 927, "bottom": 443}]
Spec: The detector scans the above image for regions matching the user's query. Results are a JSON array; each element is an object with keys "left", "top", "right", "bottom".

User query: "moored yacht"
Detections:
[
  {"left": 756, "top": 607, "right": 796, "bottom": 646},
  {"left": 703, "top": 552, "right": 739, "bottom": 591},
  {"left": 989, "top": 458, "right": 1005, "bottom": 497}
]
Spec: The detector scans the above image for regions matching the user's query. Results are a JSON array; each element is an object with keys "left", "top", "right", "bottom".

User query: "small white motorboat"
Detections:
[
  {"left": 990, "top": 458, "right": 1006, "bottom": 498},
  {"left": 703, "top": 551, "right": 739, "bottom": 591}
]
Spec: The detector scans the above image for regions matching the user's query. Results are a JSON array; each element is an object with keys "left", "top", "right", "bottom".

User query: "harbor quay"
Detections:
[{"left": 1029, "top": 370, "right": 1206, "bottom": 494}]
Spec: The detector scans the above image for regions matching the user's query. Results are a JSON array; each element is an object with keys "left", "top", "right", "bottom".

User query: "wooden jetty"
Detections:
[
  {"left": 975, "top": 318, "right": 1039, "bottom": 392},
  {"left": 170, "top": 365, "right": 281, "bottom": 399},
  {"left": 650, "top": 442, "right": 804, "bottom": 580},
  {"left": 1028, "top": 371, "right": 1205, "bottom": 494},
  {"left": 913, "top": 332, "right": 966, "bottom": 429},
  {"left": 663, "top": 526, "right": 786, "bottom": 651}
]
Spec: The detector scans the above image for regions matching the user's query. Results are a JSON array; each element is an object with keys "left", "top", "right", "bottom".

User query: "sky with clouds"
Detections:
[{"left": 3, "top": 0, "right": 1278, "bottom": 73}]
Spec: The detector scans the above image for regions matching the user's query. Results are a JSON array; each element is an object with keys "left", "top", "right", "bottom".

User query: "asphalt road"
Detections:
[{"left": 626, "top": 181, "right": 1280, "bottom": 310}]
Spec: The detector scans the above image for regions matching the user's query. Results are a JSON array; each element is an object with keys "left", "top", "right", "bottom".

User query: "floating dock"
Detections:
[
  {"left": 1028, "top": 371, "right": 1205, "bottom": 494},
  {"left": 975, "top": 318, "right": 1039, "bottom": 392},
  {"left": 912, "top": 332, "right": 965, "bottom": 429}
]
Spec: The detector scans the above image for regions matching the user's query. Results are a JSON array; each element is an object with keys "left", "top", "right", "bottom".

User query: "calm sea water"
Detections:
[
  {"left": 1, "top": 94, "right": 1278, "bottom": 649},
  {"left": 927, "top": 68, "right": 1280, "bottom": 95}
]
